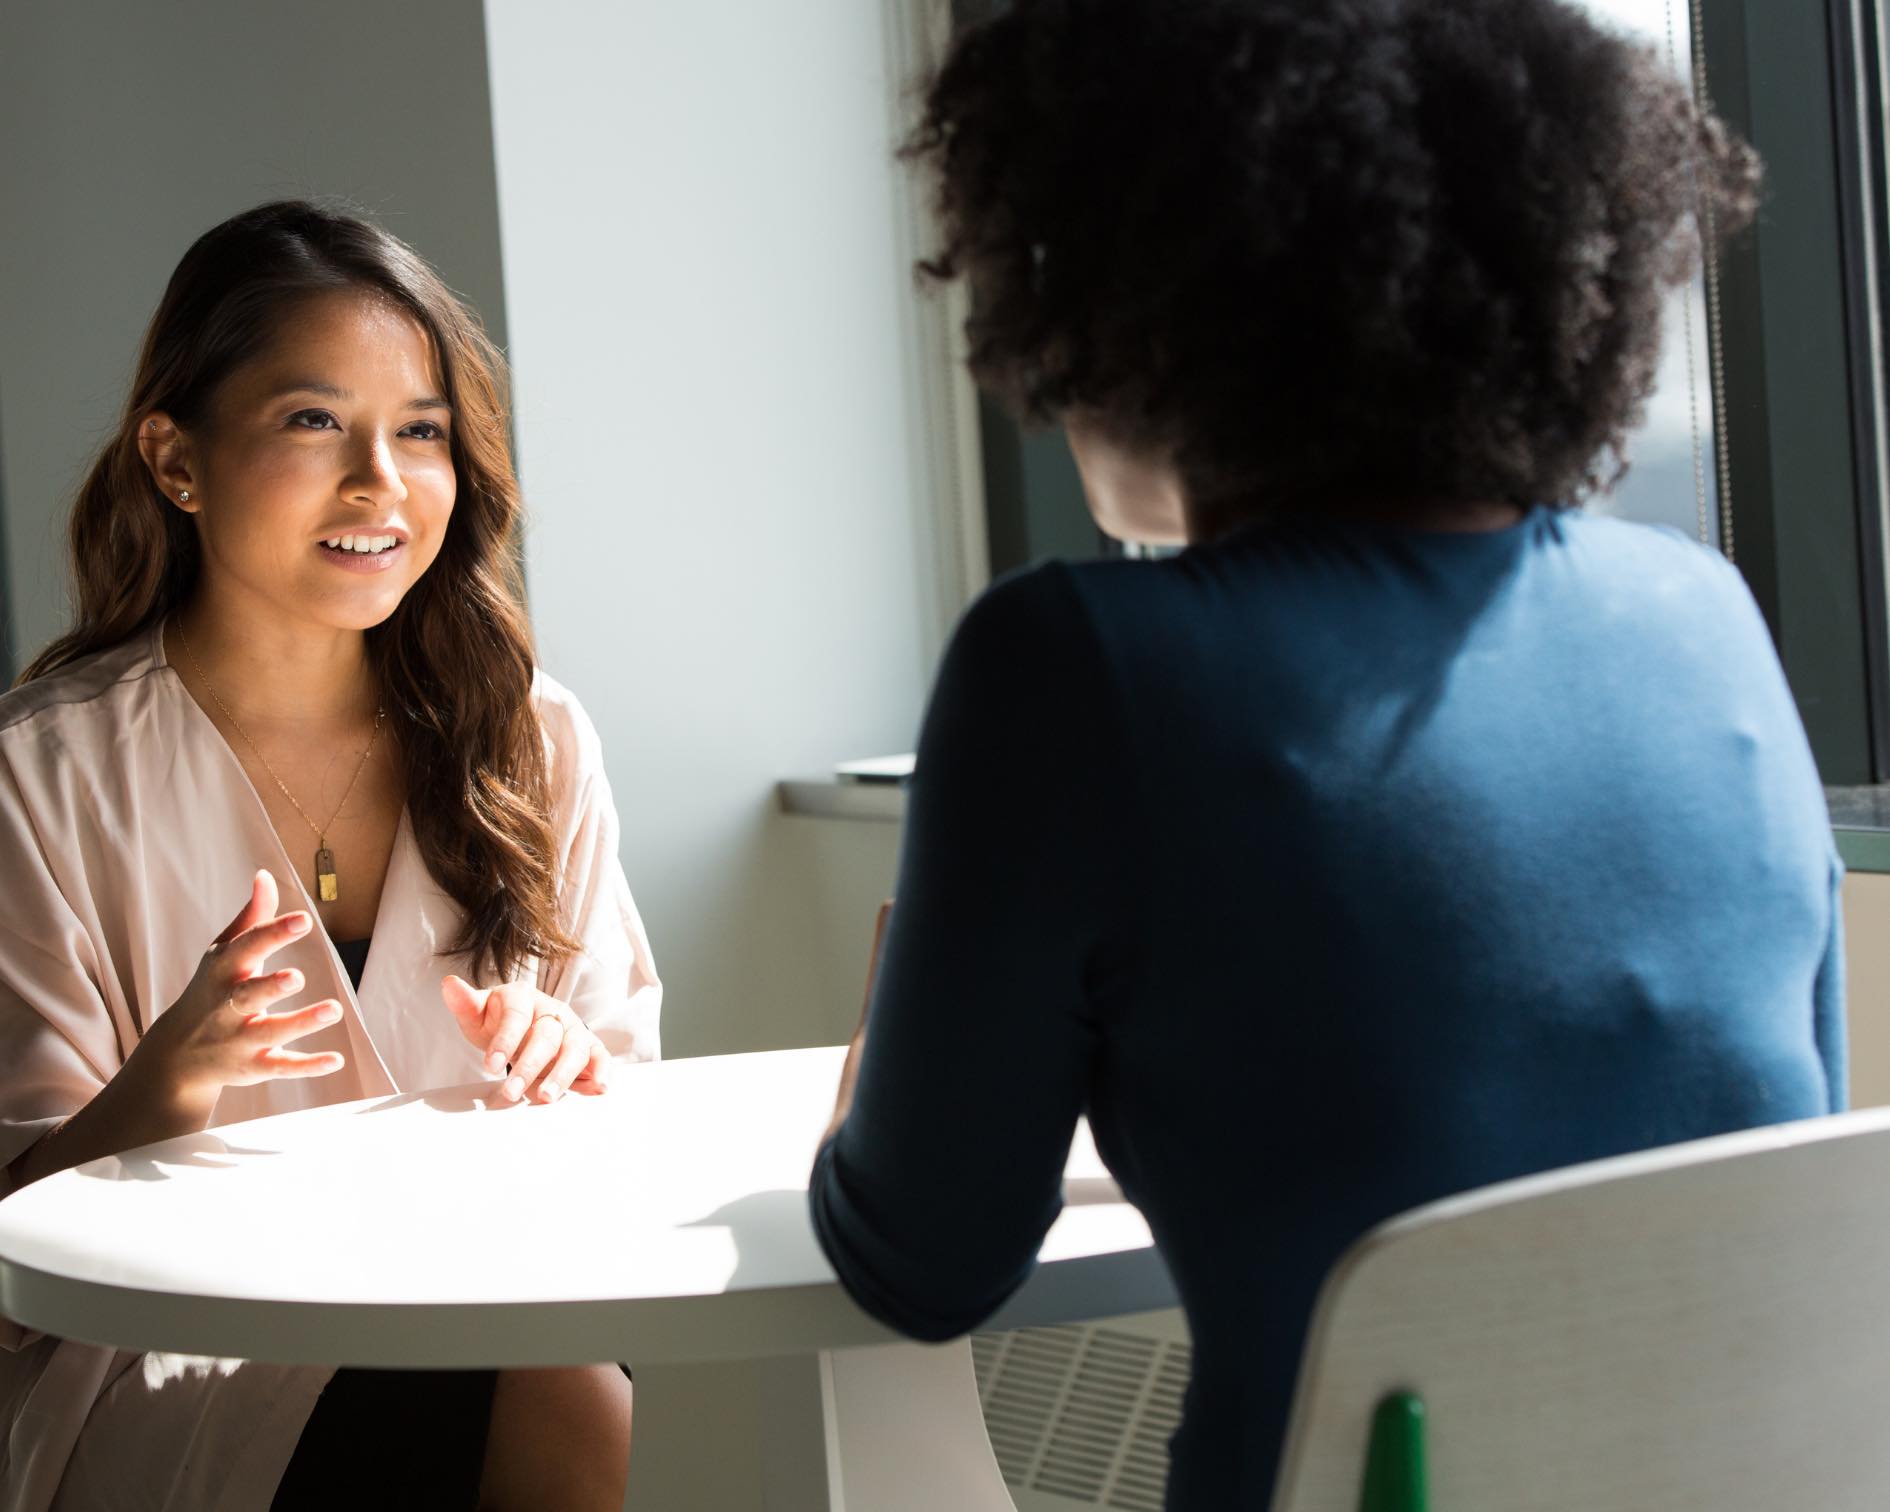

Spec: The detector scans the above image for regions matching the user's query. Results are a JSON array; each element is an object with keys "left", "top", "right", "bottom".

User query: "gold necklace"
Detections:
[{"left": 176, "top": 622, "right": 386, "bottom": 905}]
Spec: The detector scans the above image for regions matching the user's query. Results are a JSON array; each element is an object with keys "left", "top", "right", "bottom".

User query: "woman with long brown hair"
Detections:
[{"left": 0, "top": 200, "right": 654, "bottom": 1510}]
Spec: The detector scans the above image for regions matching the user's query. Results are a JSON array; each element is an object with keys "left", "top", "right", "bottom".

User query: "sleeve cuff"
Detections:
[{"left": 808, "top": 1135, "right": 1037, "bottom": 1343}]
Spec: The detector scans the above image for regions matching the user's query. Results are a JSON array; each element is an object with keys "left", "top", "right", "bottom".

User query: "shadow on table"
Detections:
[
  {"left": 682, "top": 1189, "right": 809, "bottom": 1246},
  {"left": 678, "top": 1189, "right": 824, "bottom": 1295},
  {"left": 70, "top": 1084, "right": 509, "bottom": 1182},
  {"left": 678, "top": 1175, "right": 1130, "bottom": 1288},
  {"left": 77, "top": 1134, "right": 281, "bottom": 1183},
  {"left": 351, "top": 1081, "right": 512, "bottom": 1116}
]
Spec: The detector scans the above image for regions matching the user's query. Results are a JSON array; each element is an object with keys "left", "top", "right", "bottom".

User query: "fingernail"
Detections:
[
  {"left": 542, "top": 1081, "right": 561, "bottom": 1102},
  {"left": 485, "top": 1050, "right": 504, "bottom": 1073},
  {"left": 317, "top": 1004, "right": 341, "bottom": 1023},
  {"left": 288, "top": 913, "right": 310, "bottom": 932},
  {"left": 503, "top": 1076, "right": 523, "bottom": 1101}
]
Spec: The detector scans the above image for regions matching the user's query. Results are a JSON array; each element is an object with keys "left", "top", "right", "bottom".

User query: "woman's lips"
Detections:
[{"left": 318, "top": 540, "right": 406, "bottom": 574}]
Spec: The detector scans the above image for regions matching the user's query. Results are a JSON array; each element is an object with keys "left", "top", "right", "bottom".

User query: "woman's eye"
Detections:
[
  {"left": 286, "top": 409, "right": 339, "bottom": 431},
  {"left": 401, "top": 421, "right": 448, "bottom": 442}
]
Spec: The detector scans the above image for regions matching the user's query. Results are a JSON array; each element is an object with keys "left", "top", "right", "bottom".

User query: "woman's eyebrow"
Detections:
[
  {"left": 265, "top": 380, "right": 450, "bottom": 410},
  {"left": 267, "top": 379, "right": 349, "bottom": 401}
]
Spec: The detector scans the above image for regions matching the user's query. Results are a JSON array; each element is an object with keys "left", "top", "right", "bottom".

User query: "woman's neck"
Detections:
[
  {"left": 168, "top": 592, "right": 378, "bottom": 731},
  {"left": 1187, "top": 492, "right": 1528, "bottom": 544}
]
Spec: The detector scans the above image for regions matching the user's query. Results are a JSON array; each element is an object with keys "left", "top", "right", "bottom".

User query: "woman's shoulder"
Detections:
[
  {"left": 927, "top": 562, "right": 1143, "bottom": 743},
  {"left": 1531, "top": 505, "right": 1742, "bottom": 587},
  {"left": 1558, "top": 508, "right": 1739, "bottom": 572},
  {"left": 0, "top": 631, "right": 173, "bottom": 839},
  {"left": 950, "top": 557, "right": 1138, "bottom": 657},
  {"left": 0, "top": 628, "right": 169, "bottom": 753},
  {"left": 529, "top": 667, "right": 609, "bottom": 797},
  {"left": 1552, "top": 510, "right": 1775, "bottom": 642}
]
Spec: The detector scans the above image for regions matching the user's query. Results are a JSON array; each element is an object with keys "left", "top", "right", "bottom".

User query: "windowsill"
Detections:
[
  {"left": 777, "top": 778, "right": 1890, "bottom": 872},
  {"left": 776, "top": 778, "right": 908, "bottom": 823},
  {"left": 1831, "top": 786, "right": 1890, "bottom": 874}
]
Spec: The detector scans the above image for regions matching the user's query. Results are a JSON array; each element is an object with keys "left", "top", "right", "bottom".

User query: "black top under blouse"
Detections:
[{"left": 332, "top": 937, "right": 370, "bottom": 992}]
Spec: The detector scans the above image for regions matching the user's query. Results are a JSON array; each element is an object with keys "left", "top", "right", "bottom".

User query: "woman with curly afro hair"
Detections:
[{"left": 810, "top": 2, "right": 1843, "bottom": 1505}]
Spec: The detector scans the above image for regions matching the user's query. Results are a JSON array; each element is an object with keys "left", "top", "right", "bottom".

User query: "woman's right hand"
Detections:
[{"left": 125, "top": 869, "right": 347, "bottom": 1124}]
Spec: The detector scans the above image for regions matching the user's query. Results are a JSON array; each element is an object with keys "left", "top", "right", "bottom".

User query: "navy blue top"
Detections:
[{"left": 808, "top": 507, "right": 1845, "bottom": 1510}]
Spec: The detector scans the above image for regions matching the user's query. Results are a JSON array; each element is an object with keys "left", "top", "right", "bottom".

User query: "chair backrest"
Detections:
[{"left": 1269, "top": 1108, "right": 1890, "bottom": 1512}]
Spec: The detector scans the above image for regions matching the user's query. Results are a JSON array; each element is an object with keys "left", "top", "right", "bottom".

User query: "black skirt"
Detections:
[{"left": 270, "top": 1367, "right": 498, "bottom": 1510}]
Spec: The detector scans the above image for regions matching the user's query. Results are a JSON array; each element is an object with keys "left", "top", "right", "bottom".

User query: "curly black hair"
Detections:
[{"left": 905, "top": 0, "right": 1761, "bottom": 524}]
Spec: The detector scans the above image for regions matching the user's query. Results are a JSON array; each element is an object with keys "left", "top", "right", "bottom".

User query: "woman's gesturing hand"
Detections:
[
  {"left": 127, "top": 870, "right": 346, "bottom": 1125},
  {"left": 441, "top": 975, "right": 610, "bottom": 1104}
]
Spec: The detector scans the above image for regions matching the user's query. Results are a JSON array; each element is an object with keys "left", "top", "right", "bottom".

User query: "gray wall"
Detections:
[{"left": 0, "top": 0, "right": 509, "bottom": 673}]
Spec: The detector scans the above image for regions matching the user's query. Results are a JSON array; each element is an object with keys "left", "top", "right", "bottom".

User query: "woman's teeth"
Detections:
[{"left": 322, "top": 534, "right": 399, "bottom": 553}]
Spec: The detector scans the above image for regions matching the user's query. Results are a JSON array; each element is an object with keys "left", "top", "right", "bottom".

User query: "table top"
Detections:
[{"left": 0, "top": 1046, "right": 1173, "bottom": 1367}]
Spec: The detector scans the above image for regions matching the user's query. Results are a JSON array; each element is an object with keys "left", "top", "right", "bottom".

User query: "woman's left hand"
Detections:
[{"left": 441, "top": 975, "right": 611, "bottom": 1104}]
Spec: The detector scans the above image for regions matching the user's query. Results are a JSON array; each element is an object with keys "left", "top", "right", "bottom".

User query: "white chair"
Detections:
[{"left": 1270, "top": 1107, "right": 1890, "bottom": 1512}]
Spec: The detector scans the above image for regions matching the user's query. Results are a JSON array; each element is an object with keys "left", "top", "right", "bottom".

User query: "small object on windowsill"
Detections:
[
  {"left": 1828, "top": 785, "right": 1890, "bottom": 875},
  {"left": 776, "top": 762, "right": 911, "bottom": 822},
  {"left": 834, "top": 754, "right": 915, "bottom": 785},
  {"left": 775, "top": 779, "right": 906, "bottom": 821}
]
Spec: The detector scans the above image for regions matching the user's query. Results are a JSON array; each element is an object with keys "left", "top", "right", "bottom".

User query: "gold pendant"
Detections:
[{"left": 316, "top": 846, "right": 339, "bottom": 903}]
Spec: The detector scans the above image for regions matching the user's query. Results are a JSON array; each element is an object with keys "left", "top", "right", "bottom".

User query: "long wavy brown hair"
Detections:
[{"left": 19, "top": 199, "right": 580, "bottom": 980}]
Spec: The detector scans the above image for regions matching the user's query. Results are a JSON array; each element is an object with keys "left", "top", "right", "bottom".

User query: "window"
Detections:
[
  {"left": 1698, "top": 0, "right": 1890, "bottom": 784},
  {"left": 1575, "top": 2, "right": 1730, "bottom": 552}
]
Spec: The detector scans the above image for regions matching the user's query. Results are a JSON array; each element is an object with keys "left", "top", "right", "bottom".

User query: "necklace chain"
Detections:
[{"left": 174, "top": 621, "right": 385, "bottom": 897}]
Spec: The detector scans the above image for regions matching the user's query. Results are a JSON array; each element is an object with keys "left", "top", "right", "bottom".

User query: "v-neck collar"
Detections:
[{"left": 148, "top": 617, "right": 407, "bottom": 1028}]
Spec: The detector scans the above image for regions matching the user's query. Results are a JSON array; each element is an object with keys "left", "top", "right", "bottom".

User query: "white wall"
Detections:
[
  {"left": 0, "top": 0, "right": 511, "bottom": 673},
  {"left": 484, "top": 1, "right": 945, "bottom": 1058}
]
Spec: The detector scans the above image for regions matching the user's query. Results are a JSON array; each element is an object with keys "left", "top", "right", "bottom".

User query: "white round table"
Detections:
[{"left": 0, "top": 1046, "right": 1175, "bottom": 1510}]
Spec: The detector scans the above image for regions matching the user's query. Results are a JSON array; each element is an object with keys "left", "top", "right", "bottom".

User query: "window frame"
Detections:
[
  {"left": 0, "top": 378, "right": 12, "bottom": 684},
  {"left": 1699, "top": 0, "right": 1890, "bottom": 784}
]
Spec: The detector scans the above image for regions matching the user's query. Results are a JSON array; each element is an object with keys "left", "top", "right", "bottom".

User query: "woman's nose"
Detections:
[{"left": 343, "top": 430, "right": 409, "bottom": 508}]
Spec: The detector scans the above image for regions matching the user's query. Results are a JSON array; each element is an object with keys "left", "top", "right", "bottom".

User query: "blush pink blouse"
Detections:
[{"left": 0, "top": 623, "right": 661, "bottom": 1511}]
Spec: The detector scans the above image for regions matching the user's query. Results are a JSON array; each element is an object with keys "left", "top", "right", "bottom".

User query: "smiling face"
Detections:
[{"left": 151, "top": 289, "right": 458, "bottom": 635}]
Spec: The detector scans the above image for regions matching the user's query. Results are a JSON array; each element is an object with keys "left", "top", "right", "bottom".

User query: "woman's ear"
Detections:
[{"left": 135, "top": 412, "right": 200, "bottom": 513}]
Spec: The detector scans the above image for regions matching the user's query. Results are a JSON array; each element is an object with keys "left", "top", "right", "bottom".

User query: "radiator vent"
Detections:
[{"left": 971, "top": 1323, "right": 1189, "bottom": 1511}]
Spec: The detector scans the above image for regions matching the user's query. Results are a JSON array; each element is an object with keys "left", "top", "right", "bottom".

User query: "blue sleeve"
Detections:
[
  {"left": 1816, "top": 856, "right": 1848, "bottom": 1112},
  {"left": 808, "top": 564, "right": 1135, "bottom": 1341},
  {"left": 1704, "top": 544, "right": 1849, "bottom": 1115}
]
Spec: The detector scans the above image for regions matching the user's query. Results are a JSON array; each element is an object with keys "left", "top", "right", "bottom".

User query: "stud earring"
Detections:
[{"left": 178, "top": 491, "right": 191, "bottom": 502}]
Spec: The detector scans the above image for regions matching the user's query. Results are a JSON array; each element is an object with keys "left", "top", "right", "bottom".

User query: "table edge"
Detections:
[{"left": 0, "top": 1247, "right": 1178, "bottom": 1366}]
